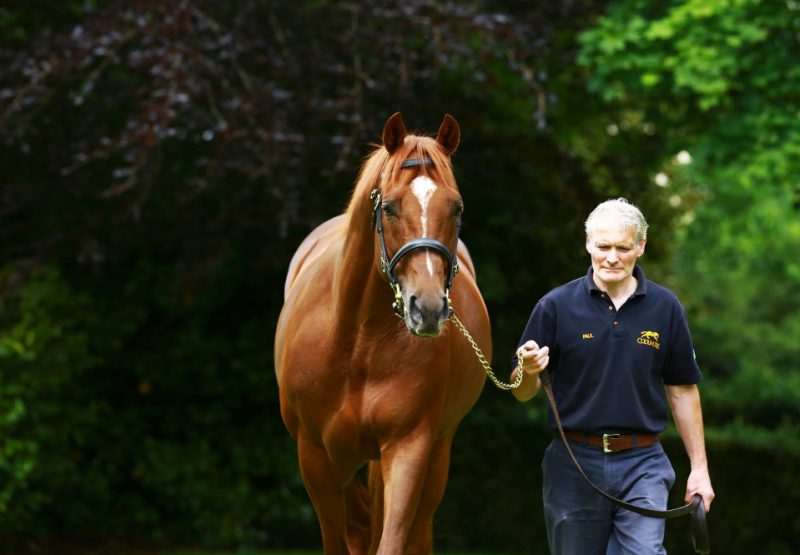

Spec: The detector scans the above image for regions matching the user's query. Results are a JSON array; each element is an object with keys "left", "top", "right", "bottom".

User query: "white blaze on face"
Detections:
[{"left": 410, "top": 175, "right": 438, "bottom": 275}]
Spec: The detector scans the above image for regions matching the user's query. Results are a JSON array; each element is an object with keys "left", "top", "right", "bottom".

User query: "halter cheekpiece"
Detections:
[{"left": 371, "top": 157, "right": 460, "bottom": 317}]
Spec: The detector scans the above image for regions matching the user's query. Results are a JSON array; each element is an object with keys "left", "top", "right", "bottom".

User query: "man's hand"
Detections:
[
  {"left": 511, "top": 340, "right": 550, "bottom": 402},
  {"left": 686, "top": 467, "right": 715, "bottom": 513},
  {"left": 517, "top": 340, "right": 550, "bottom": 376}
]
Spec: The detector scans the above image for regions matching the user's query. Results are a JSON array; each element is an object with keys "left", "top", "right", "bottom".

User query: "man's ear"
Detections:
[{"left": 637, "top": 240, "right": 647, "bottom": 257}]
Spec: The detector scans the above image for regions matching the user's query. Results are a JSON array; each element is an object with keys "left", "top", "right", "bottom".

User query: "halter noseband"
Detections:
[{"left": 371, "top": 157, "right": 460, "bottom": 317}]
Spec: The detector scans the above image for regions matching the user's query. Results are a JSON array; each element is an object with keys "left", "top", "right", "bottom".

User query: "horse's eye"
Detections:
[
  {"left": 453, "top": 201, "right": 464, "bottom": 217},
  {"left": 382, "top": 202, "right": 396, "bottom": 217}
]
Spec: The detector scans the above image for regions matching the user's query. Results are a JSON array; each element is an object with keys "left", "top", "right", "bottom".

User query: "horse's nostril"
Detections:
[{"left": 408, "top": 294, "right": 447, "bottom": 321}]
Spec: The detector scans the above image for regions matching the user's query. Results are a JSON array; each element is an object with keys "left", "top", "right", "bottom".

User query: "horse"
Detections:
[{"left": 274, "top": 113, "right": 491, "bottom": 554}]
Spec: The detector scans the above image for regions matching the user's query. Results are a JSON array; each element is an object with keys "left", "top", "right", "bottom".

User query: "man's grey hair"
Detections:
[{"left": 585, "top": 198, "right": 648, "bottom": 243}]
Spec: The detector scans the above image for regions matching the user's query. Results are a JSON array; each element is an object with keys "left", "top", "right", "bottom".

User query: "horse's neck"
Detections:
[{"left": 331, "top": 211, "right": 390, "bottom": 332}]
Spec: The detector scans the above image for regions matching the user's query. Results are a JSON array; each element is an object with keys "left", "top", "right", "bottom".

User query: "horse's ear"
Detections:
[
  {"left": 382, "top": 112, "right": 407, "bottom": 154},
  {"left": 436, "top": 114, "right": 460, "bottom": 155}
]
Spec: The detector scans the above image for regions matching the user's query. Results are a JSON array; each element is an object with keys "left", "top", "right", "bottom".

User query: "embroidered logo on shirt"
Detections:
[
  {"left": 637, "top": 330, "right": 660, "bottom": 350},
  {"left": 582, "top": 333, "right": 594, "bottom": 339}
]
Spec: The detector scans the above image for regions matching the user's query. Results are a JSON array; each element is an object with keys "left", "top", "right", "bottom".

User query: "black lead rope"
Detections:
[{"left": 539, "top": 370, "right": 710, "bottom": 553}]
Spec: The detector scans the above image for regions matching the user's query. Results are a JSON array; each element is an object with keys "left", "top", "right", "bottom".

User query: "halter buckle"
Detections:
[{"left": 370, "top": 189, "right": 381, "bottom": 228}]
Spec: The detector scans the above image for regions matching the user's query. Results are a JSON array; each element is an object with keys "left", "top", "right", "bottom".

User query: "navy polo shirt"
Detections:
[{"left": 515, "top": 265, "right": 702, "bottom": 434}]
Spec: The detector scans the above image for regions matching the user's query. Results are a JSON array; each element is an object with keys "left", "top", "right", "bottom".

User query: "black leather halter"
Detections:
[{"left": 371, "top": 157, "right": 460, "bottom": 316}]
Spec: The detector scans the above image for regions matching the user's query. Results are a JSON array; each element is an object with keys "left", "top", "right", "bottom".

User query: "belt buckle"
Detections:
[{"left": 602, "top": 433, "right": 620, "bottom": 453}]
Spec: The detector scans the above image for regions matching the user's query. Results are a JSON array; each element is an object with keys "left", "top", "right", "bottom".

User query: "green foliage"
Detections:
[
  {"left": 0, "top": 266, "right": 96, "bottom": 521},
  {"left": 579, "top": 0, "right": 782, "bottom": 110},
  {"left": 0, "top": 256, "right": 310, "bottom": 545},
  {"left": 578, "top": 0, "right": 800, "bottom": 455}
]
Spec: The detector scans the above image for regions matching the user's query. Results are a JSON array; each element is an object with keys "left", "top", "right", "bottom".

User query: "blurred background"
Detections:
[{"left": 1, "top": 1, "right": 799, "bottom": 553}]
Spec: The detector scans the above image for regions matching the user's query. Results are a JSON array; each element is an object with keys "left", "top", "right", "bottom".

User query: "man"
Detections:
[{"left": 511, "top": 198, "right": 714, "bottom": 555}]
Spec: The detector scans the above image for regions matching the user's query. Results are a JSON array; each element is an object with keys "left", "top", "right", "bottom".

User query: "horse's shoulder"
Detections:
[
  {"left": 455, "top": 239, "right": 477, "bottom": 280},
  {"left": 284, "top": 214, "right": 347, "bottom": 299}
]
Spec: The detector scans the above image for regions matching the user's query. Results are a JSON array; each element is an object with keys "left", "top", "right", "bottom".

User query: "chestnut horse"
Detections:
[{"left": 274, "top": 113, "right": 491, "bottom": 554}]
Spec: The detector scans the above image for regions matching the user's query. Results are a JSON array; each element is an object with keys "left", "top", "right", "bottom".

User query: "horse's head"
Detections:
[{"left": 372, "top": 112, "right": 463, "bottom": 337}]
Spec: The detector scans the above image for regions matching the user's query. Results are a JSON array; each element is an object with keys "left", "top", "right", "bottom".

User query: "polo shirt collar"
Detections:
[{"left": 583, "top": 265, "right": 648, "bottom": 297}]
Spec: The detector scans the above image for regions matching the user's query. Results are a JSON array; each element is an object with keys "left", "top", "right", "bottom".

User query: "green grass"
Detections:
[{"left": 167, "top": 551, "right": 506, "bottom": 555}]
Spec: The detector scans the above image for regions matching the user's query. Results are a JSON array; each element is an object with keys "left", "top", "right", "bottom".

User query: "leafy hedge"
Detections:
[{"left": 0, "top": 260, "right": 310, "bottom": 546}]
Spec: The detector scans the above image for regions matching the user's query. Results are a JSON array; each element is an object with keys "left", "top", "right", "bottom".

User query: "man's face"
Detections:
[{"left": 585, "top": 223, "right": 645, "bottom": 290}]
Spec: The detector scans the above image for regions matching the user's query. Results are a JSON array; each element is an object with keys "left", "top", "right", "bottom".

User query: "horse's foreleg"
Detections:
[
  {"left": 344, "top": 474, "right": 371, "bottom": 554},
  {"left": 374, "top": 433, "right": 434, "bottom": 555},
  {"left": 406, "top": 431, "right": 456, "bottom": 554},
  {"left": 297, "top": 434, "right": 349, "bottom": 554},
  {"left": 368, "top": 460, "right": 385, "bottom": 553}
]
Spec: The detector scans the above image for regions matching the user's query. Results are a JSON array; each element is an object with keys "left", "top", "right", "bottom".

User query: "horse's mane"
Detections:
[{"left": 345, "top": 135, "right": 456, "bottom": 226}]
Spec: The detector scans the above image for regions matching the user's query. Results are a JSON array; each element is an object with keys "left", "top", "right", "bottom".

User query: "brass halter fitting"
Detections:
[{"left": 391, "top": 282, "right": 404, "bottom": 317}]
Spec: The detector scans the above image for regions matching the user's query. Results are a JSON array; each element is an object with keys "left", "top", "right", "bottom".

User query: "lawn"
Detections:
[{"left": 167, "top": 551, "right": 508, "bottom": 555}]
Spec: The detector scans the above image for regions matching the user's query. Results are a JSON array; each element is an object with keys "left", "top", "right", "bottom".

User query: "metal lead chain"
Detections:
[{"left": 449, "top": 311, "right": 524, "bottom": 390}]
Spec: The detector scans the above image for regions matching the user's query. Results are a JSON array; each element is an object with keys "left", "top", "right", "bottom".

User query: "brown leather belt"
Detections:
[{"left": 561, "top": 430, "right": 660, "bottom": 453}]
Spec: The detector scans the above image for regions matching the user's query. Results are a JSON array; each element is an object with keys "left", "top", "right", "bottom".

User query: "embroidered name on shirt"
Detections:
[
  {"left": 637, "top": 330, "right": 660, "bottom": 350},
  {"left": 582, "top": 333, "right": 594, "bottom": 339}
]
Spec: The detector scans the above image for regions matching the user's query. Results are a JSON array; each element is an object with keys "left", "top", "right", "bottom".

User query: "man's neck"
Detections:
[{"left": 600, "top": 276, "right": 638, "bottom": 309}]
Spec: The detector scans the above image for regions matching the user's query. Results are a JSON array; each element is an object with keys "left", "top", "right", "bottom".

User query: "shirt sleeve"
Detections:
[
  {"left": 662, "top": 304, "right": 703, "bottom": 385},
  {"left": 511, "top": 296, "right": 557, "bottom": 370}
]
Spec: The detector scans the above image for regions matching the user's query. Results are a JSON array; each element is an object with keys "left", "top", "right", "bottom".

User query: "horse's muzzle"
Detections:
[{"left": 406, "top": 294, "right": 449, "bottom": 337}]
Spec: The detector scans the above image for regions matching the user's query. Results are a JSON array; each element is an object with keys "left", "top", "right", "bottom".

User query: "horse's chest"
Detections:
[
  {"left": 319, "top": 398, "right": 382, "bottom": 462},
  {"left": 325, "top": 363, "right": 444, "bottom": 437}
]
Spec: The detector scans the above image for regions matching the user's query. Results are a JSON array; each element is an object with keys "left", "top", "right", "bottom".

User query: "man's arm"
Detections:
[{"left": 665, "top": 383, "right": 715, "bottom": 512}]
